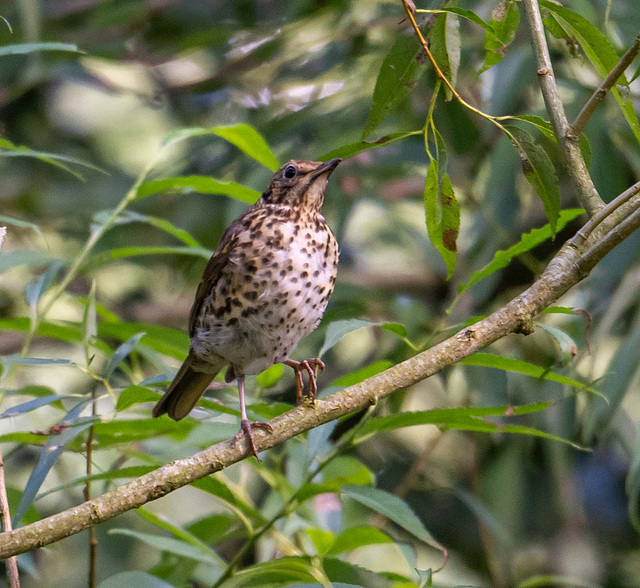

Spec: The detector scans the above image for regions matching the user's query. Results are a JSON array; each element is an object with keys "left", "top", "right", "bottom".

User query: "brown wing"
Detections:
[{"left": 187, "top": 208, "right": 257, "bottom": 336}]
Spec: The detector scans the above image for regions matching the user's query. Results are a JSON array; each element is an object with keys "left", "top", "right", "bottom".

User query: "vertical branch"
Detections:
[
  {"left": 0, "top": 226, "right": 19, "bottom": 587},
  {"left": 521, "top": 0, "right": 604, "bottom": 216},
  {"left": 0, "top": 449, "right": 20, "bottom": 588},
  {"left": 85, "top": 386, "right": 98, "bottom": 588}
]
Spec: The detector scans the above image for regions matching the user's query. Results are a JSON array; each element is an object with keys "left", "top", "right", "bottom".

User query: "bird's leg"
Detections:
[
  {"left": 284, "top": 358, "right": 325, "bottom": 405},
  {"left": 233, "top": 374, "right": 272, "bottom": 461}
]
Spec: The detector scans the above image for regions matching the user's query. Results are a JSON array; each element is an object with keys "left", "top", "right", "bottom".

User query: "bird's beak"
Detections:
[{"left": 311, "top": 158, "right": 342, "bottom": 178}]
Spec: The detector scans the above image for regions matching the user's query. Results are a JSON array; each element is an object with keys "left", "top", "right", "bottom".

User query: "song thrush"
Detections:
[{"left": 153, "top": 158, "right": 341, "bottom": 459}]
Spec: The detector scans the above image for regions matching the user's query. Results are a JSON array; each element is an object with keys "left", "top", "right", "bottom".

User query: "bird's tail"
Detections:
[{"left": 152, "top": 352, "right": 223, "bottom": 421}]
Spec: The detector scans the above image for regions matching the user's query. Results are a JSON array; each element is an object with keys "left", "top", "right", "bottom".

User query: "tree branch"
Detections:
[
  {"left": 1, "top": 188, "right": 639, "bottom": 561},
  {"left": 522, "top": 0, "right": 604, "bottom": 216},
  {"left": 572, "top": 33, "right": 640, "bottom": 137}
]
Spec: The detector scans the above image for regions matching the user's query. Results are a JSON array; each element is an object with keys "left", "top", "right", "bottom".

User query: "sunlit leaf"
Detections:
[
  {"left": 136, "top": 176, "right": 260, "bottom": 204},
  {"left": 220, "top": 556, "right": 317, "bottom": 587},
  {"left": 162, "top": 124, "right": 279, "bottom": 171},
  {"left": 87, "top": 245, "right": 212, "bottom": 269},
  {"left": 256, "top": 363, "right": 284, "bottom": 388},
  {"left": 506, "top": 125, "right": 561, "bottom": 234},
  {"left": 458, "top": 208, "right": 584, "bottom": 294}
]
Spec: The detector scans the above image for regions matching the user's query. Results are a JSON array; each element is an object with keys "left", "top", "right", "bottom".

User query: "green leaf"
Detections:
[
  {"left": 506, "top": 125, "right": 561, "bottom": 234},
  {"left": 319, "top": 319, "right": 409, "bottom": 357},
  {"left": 256, "top": 363, "right": 284, "bottom": 388},
  {"left": 0, "top": 42, "right": 84, "bottom": 57},
  {"left": 318, "top": 130, "right": 421, "bottom": 161},
  {"left": 136, "top": 508, "right": 222, "bottom": 563},
  {"left": 328, "top": 526, "right": 394, "bottom": 555},
  {"left": 362, "top": 34, "right": 427, "bottom": 139},
  {"left": 107, "top": 529, "right": 221, "bottom": 565},
  {"left": 211, "top": 123, "right": 280, "bottom": 171},
  {"left": 136, "top": 176, "right": 260, "bottom": 204},
  {"left": 92, "top": 418, "right": 195, "bottom": 447},
  {"left": 627, "top": 425, "right": 640, "bottom": 533},
  {"left": 507, "top": 115, "right": 555, "bottom": 140},
  {"left": 0, "top": 394, "right": 68, "bottom": 419},
  {"left": 330, "top": 361, "right": 393, "bottom": 388},
  {"left": 515, "top": 574, "right": 602, "bottom": 588},
  {"left": 221, "top": 557, "right": 317, "bottom": 587},
  {"left": 0, "top": 137, "right": 106, "bottom": 179},
  {"left": 461, "top": 353, "right": 601, "bottom": 397},
  {"left": 98, "top": 321, "right": 189, "bottom": 361},
  {"left": 0, "top": 251, "right": 59, "bottom": 273},
  {"left": 416, "top": 8, "right": 503, "bottom": 45},
  {"left": 104, "top": 332, "right": 146, "bottom": 379},
  {"left": 424, "top": 160, "right": 459, "bottom": 278},
  {"left": 0, "top": 214, "right": 43, "bottom": 238},
  {"left": 481, "top": 0, "right": 520, "bottom": 73},
  {"left": 25, "top": 262, "right": 64, "bottom": 313},
  {"left": 538, "top": 323, "right": 578, "bottom": 365},
  {"left": 98, "top": 572, "right": 174, "bottom": 588},
  {"left": 116, "top": 385, "right": 161, "bottom": 411},
  {"left": 161, "top": 124, "right": 279, "bottom": 170},
  {"left": 540, "top": 0, "right": 640, "bottom": 143},
  {"left": 82, "top": 280, "right": 97, "bottom": 365},
  {"left": 342, "top": 485, "right": 435, "bottom": 544},
  {"left": 355, "top": 402, "right": 553, "bottom": 440},
  {"left": 87, "top": 245, "right": 212, "bottom": 269},
  {"left": 94, "top": 209, "right": 201, "bottom": 247},
  {"left": 191, "top": 476, "right": 263, "bottom": 521},
  {"left": 458, "top": 208, "right": 585, "bottom": 294},
  {"left": 14, "top": 403, "right": 94, "bottom": 522},
  {"left": 430, "top": 12, "right": 460, "bottom": 101}
]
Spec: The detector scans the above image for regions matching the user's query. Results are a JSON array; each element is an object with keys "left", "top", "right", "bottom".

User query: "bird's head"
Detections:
[{"left": 260, "top": 158, "right": 341, "bottom": 211}]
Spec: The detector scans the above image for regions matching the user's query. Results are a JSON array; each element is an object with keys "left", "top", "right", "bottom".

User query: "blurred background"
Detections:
[{"left": 1, "top": 0, "right": 640, "bottom": 586}]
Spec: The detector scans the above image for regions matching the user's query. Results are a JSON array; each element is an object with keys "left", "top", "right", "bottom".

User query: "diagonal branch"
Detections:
[
  {"left": 1, "top": 186, "right": 640, "bottom": 561},
  {"left": 522, "top": 0, "right": 604, "bottom": 216},
  {"left": 572, "top": 33, "right": 640, "bottom": 137}
]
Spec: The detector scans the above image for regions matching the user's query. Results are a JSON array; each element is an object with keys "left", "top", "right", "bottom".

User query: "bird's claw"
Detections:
[
  {"left": 234, "top": 418, "right": 273, "bottom": 461},
  {"left": 284, "top": 358, "right": 325, "bottom": 405}
]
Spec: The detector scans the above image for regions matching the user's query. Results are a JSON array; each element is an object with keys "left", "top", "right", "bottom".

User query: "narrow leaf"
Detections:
[
  {"left": 318, "top": 130, "right": 421, "bottom": 161},
  {"left": 362, "top": 35, "right": 427, "bottom": 139},
  {"left": 481, "top": 0, "right": 520, "bottom": 73},
  {"left": 342, "top": 485, "right": 435, "bottom": 544},
  {"left": 458, "top": 208, "right": 584, "bottom": 294},
  {"left": 98, "top": 572, "right": 174, "bottom": 588},
  {"left": 0, "top": 42, "right": 84, "bottom": 56},
  {"left": 137, "top": 176, "right": 260, "bottom": 204},
  {"left": 319, "top": 319, "right": 409, "bottom": 357},
  {"left": 430, "top": 12, "right": 461, "bottom": 100},
  {"left": 506, "top": 126, "right": 561, "bottom": 234},
  {"left": 104, "top": 332, "right": 146, "bottom": 379},
  {"left": 115, "top": 385, "right": 160, "bottom": 411},
  {"left": 0, "top": 394, "right": 67, "bottom": 419},
  {"left": 212, "top": 123, "right": 280, "bottom": 171}
]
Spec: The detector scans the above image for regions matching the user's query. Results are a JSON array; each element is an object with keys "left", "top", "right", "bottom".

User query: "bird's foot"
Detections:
[
  {"left": 234, "top": 418, "right": 273, "bottom": 461},
  {"left": 284, "top": 358, "right": 325, "bottom": 405}
]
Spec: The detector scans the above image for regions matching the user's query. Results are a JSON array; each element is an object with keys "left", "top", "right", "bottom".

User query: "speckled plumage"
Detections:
[{"left": 153, "top": 158, "right": 341, "bottom": 459}]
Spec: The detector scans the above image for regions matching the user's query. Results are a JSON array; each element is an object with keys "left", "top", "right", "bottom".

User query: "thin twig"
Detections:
[
  {"left": 521, "top": 0, "right": 604, "bottom": 216},
  {"left": 0, "top": 447, "right": 20, "bottom": 587},
  {"left": 572, "top": 33, "right": 640, "bottom": 137},
  {"left": 85, "top": 386, "right": 98, "bottom": 588}
]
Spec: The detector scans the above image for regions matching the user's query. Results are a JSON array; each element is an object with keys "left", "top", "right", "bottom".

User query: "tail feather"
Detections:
[{"left": 153, "top": 353, "right": 224, "bottom": 421}]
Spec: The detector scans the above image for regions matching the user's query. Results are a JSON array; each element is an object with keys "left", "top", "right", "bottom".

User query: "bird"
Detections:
[{"left": 153, "top": 158, "right": 341, "bottom": 459}]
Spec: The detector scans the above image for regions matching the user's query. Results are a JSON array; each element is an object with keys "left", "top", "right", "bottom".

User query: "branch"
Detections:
[
  {"left": 572, "top": 33, "right": 640, "bottom": 137},
  {"left": 0, "top": 416, "right": 20, "bottom": 586},
  {"left": 1, "top": 186, "right": 640, "bottom": 560},
  {"left": 522, "top": 0, "right": 604, "bottom": 216}
]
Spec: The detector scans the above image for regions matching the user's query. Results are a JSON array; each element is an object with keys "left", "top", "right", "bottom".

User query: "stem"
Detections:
[
  {"left": 521, "top": 0, "right": 604, "bottom": 216},
  {"left": 85, "top": 386, "right": 98, "bottom": 588},
  {"left": 0, "top": 447, "right": 20, "bottom": 588},
  {"left": 572, "top": 33, "right": 640, "bottom": 137}
]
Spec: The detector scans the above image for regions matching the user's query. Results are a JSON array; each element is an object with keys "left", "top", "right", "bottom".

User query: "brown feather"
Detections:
[{"left": 152, "top": 352, "right": 224, "bottom": 420}]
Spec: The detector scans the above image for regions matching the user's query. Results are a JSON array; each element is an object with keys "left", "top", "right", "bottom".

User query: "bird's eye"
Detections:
[{"left": 284, "top": 166, "right": 296, "bottom": 179}]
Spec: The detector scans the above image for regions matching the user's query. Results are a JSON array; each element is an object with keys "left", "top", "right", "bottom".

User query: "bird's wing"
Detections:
[{"left": 188, "top": 218, "right": 245, "bottom": 336}]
